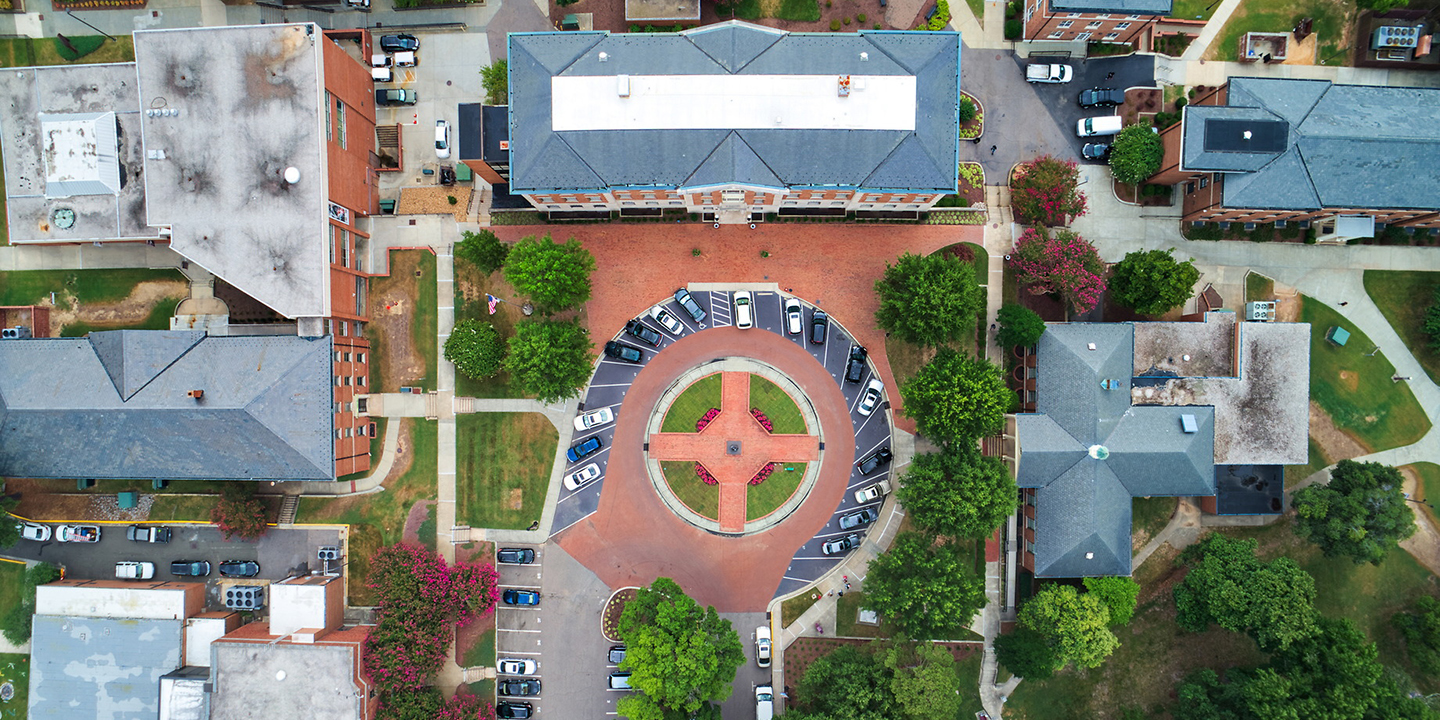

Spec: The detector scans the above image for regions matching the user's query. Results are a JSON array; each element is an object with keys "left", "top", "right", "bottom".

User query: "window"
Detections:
[
  {"left": 334, "top": 402, "right": 343, "bottom": 413},
  {"left": 1085, "top": 21, "right": 1102, "bottom": 28},
  {"left": 1048, "top": 30, "right": 1065, "bottom": 38},
  {"left": 358, "top": 353, "right": 366, "bottom": 364},
  {"left": 1186, "top": 182, "right": 1196, "bottom": 194},
  {"left": 344, "top": 427, "right": 353, "bottom": 438},
  {"left": 1057, "top": 20, "right": 1072, "bottom": 27},
  {"left": 1103, "top": 32, "right": 1119, "bottom": 40},
  {"left": 1094, "top": 13, "right": 1110, "bottom": 18},
  {"left": 340, "top": 321, "right": 348, "bottom": 336},
  {"left": 336, "top": 98, "right": 346, "bottom": 150},
  {"left": 334, "top": 376, "right": 343, "bottom": 387},
  {"left": 335, "top": 351, "right": 343, "bottom": 362},
  {"left": 336, "top": 428, "right": 344, "bottom": 439},
  {"left": 344, "top": 353, "right": 352, "bottom": 362},
  {"left": 340, "top": 229, "right": 351, "bottom": 267},
  {"left": 1025, "top": 516, "right": 1036, "bottom": 531},
  {"left": 358, "top": 375, "right": 366, "bottom": 387},
  {"left": 1026, "top": 539, "right": 1035, "bottom": 555},
  {"left": 1126, "top": 13, "right": 1140, "bottom": 19},
  {"left": 343, "top": 376, "right": 352, "bottom": 386},
  {"left": 1200, "top": 177, "right": 1210, "bottom": 188},
  {"left": 1116, "top": 21, "right": 1131, "bottom": 29},
  {"left": 1067, "top": 11, "right": 1081, "bottom": 16},
  {"left": 325, "top": 91, "right": 332, "bottom": 141},
  {"left": 1075, "top": 31, "right": 1092, "bottom": 41},
  {"left": 330, "top": 227, "right": 337, "bottom": 264}
]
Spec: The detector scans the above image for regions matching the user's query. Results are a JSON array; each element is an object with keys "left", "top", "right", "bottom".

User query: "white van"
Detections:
[
  {"left": 756, "top": 685, "right": 774, "bottom": 720},
  {"left": 1077, "top": 115, "right": 1123, "bottom": 137},
  {"left": 608, "top": 672, "right": 632, "bottom": 690},
  {"left": 734, "top": 291, "right": 754, "bottom": 329}
]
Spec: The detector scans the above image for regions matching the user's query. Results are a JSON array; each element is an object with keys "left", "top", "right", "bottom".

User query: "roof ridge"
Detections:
[{"left": 243, "top": 339, "right": 333, "bottom": 478}]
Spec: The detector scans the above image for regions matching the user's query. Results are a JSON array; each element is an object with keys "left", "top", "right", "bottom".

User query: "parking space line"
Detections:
[
  {"left": 848, "top": 472, "right": 887, "bottom": 490},
  {"left": 586, "top": 382, "right": 634, "bottom": 389},
  {"left": 855, "top": 436, "right": 888, "bottom": 459},
  {"left": 499, "top": 650, "right": 541, "bottom": 656},
  {"left": 497, "top": 606, "right": 542, "bottom": 611},
  {"left": 497, "top": 628, "right": 542, "bottom": 633}
]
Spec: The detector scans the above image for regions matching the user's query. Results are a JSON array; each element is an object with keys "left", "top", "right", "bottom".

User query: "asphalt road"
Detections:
[
  {"left": 1016, "top": 53, "right": 1159, "bottom": 161},
  {"left": 723, "top": 611, "right": 772, "bottom": 720}
]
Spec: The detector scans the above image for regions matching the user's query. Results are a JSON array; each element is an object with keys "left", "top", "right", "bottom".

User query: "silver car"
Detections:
[
  {"left": 784, "top": 298, "right": 802, "bottom": 335},
  {"left": 821, "top": 533, "right": 862, "bottom": 556}
]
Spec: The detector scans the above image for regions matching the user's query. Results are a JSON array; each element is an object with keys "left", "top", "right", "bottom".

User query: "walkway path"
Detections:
[{"left": 1178, "top": 0, "right": 1244, "bottom": 61}]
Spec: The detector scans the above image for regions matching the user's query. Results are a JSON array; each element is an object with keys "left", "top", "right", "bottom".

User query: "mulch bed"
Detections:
[
  {"left": 1017, "top": 285, "right": 1068, "bottom": 322},
  {"left": 602, "top": 587, "right": 638, "bottom": 642},
  {"left": 959, "top": 91, "right": 984, "bottom": 140}
]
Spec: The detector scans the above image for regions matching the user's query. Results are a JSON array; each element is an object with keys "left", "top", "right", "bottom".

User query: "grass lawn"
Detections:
[
  {"left": 412, "top": 254, "right": 438, "bottom": 392},
  {"left": 1363, "top": 270, "right": 1440, "bottom": 385},
  {"left": 367, "top": 251, "right": 437, "bottom": 394},
  {"left": 453, "top": 262, "right": 527, "bottom": 398},
  {"left": 782, "top": 586, "right": 822, "bottom": 626},
  {"left": 661, "top": 460, "right": 718, "bottom": 519},
  {"left": 1204, "top": 0, "right": 1354, "bottom": 64},
  {"left": 0, "top": 560, "right": 26, "bottom": 623},
  {"left": 60, "top": 296, "right": 180, "bottom": 336},
  {"left": 963, "top": 0, "right": 985, "bottom": 24},
  {"left": 1131, "top": 496, "right": 1177, "bottom": 546},
  {"left": 1403, "top": 461, "right": 1440, "bottom": 528},
  {"left": 461, "top": 628, "right": 496, "bottom": 668},
  {"left": 1169, "top": 0, "right": 1218, "bottom": 19},
  {"left": 661, "top": 373, "right": 722, "bottom": 433},
  {"left": 884, "top": 335, "right": 930, "bottom": 388},
  {"left": 724, "top": 0, "right": 816, "bottom": 21},
  {"left": 295, "top": 419, "right": 438, "bottom": 605},
  {"left": 1301, "top": 295, "right": 1430, "bottom": 453},
  {"left": 0, "top": 652, "right": 29, "bottom": 720},
  {"left": 954, "top": 651, "right": 984, "bottom": 716},
  {"left": 836, "top": 591, "right": 886, "bottom": 638},
  {"left": 1245, "top": 271, "right": 1275, "bottom": 304},
  {"left": 1285, "top": 437, "right": 1330, "bottom": 489},
  {"left": 339, "top": 417, "right": 388, "bottom": 483},
  {"left": 749, "top": 375, "right": 807, "bottom": 433},
  {"left": 0, "top": 268, "right": 184, "bottom": 307},
  {"left": 456, "top": 413, "right": 557, "bottom": 530},
  {"left": 746, "top": 463, "right": 805, "bottom": 521},
  {"left": 146, "top": 495, "right": 224, "bottom": 522},
  {"left": 0, "top": 35, "right": 135, "bottom": 67}
]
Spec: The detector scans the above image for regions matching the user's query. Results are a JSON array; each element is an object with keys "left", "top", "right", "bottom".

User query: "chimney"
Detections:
[{"left": 188, "top": 389, "right": 204, "bottom": 400}]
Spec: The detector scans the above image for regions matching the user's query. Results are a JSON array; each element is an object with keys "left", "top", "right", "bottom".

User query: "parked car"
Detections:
[
  {"left": 498, "top": 658, "right": 538, "bottom": 675},
  {"left": 497, "top": 548, "right": 536, "bottom": 565},
  {"left": 115, "top": 561, "right": 155, "bottom": 580},
  {"left": 57, "top": 525, "right": 100, "bottom": 543},
  {"left": 344, "top": 0, "right": 369, "bottom": 8},
  {"left": 857, "top": 446, "right": 893, "bottom": 475},
  {"left": 650, "top": 306, "right": 684, "bottom": 335},
  {"left": 434, "top": 120, "right": 450, "bottom": 159},
  {"left": 757, "top": 685, "right": 775, "bottom": 720},
  {"left": 809, "top": 310, "right": 829, "bottom": 345},
  {"left": 608, "top": 646, "right": 627, "bottom": 664},
  {"left": 370, "top": 53, "right": 390, "bottom": 69},
  {"left": 504, "top": 589, "right": 540, "bottom": 606},
  {"left": 374, "top": 88, "right": 416, "bottom": 106},
  {"left": 567, "top": 436, "right": 602, "bottom": 463},
  {"left": 1078, "top": 87, "right": 1124, "bottom": 108},
  {"left": 369, "top": 54, "right": 392, "bottom": 82},
  {"left": 608, "top": 672, "right": 633, "bottom": 690},
  {"left": 674, "top": 288, "right": 707, "bottom": 323},
  {"left": 1082, "top": 142, "right": 1112, "bottom": 161},
  {"left": 784, "top": 297, "right": 803, "bottom": 335},
  {"left": 854, "top": 479, "right": 893, "bottom": 505},
  {"left": 624, "top": 319, "right": 662, "bottom": 346},
  {"left": 393, "top": 50, "right": 417, "bottom": 68},
  {"left": 564, "top": 462, "right": 602, "bottom": 491},
  {"left": 127, "top": 525, "right": 172, "bottom": 543},
  {"left": 838, "top": 507, "right": 878, "bottom": 530},
  {"left": 604, "top": 341, "right": 643, "bottom": 364},
  {"left": 218, "top": 560, "right": 260, "bottom": 578},
  {"left": 821, "top": 533, "right": 863, "bottom": 556},
  {"left": 170, "top": 560, "right": 211, "bottom": 577},
  {"left": 734, "top": 291, "right": 754, "bottom": 329},
  {"left": 498, "top": 679, "right": 541, "bottom": 697},
  {"left": 17, "top": 522, "right": 50, "bottom": 542},
  {"left": 378, "top": 33, "right": 419, "bottom": 52},
  {"left": 1077, "top": 115, "right": 1124, "bottom": 137},
  {"left": 496, "top": 702, "right": 533, "bottom": 719},
  {"left": 573, "top": 407, "right": 615, "bottom": 431},
  {"left": 1025, "top": 63, "right": 1072, "bottom": 83},
  {"left": 755, "top": 626, "right": 772, "bottom": 668},
  {"left": 845, "top": 345, "right": 868, "bottom": 383},
  {"left": 857, "top": 377, "right": 884, "bottom": 416}
]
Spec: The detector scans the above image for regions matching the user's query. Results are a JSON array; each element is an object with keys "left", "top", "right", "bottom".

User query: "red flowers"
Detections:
[
  {"left": 750, "top": 408, "right": 774, "bottom": 433},
  {"left": 1010, "top": 155, "right": 1089, "bottom": 227},
  {"left": 696, "top": 407, "right": 721, "bottom": 432},
  {"left": 1011, "top": 226, "right": 1107, "bottom": 313},
  {"left": 695, "top": 462, "right": 719, "bottom": 485},
  {"left": 749, "top": 462, "right": 778, "bottom": 486}
]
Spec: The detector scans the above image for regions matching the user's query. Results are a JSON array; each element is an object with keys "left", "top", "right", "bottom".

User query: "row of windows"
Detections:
[
  {"left": 1056, "top": 20, "right": 1130, "bottom": 29},
  {"left": 323, "top": 91, "right": 348, "bottom": 150},
  {"left": 336, "top": 425, "right": 372, "bottom": 439},
  {"left": 1049, "top": 31, "right": 1121, "bottom": 40},
  {"left": 1062, "top": 10, "right": 1139, "bottom": 18},
  {"left": 334, "top": 375, "right": 368, "bottom": 387},
  {"left": 327, "top": 319, "right": 364, "bottom": 337},
  {"left": 334, "top": 351, "right": 368, "bottom": 363}
]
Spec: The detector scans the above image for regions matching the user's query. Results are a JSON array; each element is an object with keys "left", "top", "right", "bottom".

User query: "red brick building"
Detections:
[{"left": 1021, "top": 0, "right": 1171, "bottom": 45}]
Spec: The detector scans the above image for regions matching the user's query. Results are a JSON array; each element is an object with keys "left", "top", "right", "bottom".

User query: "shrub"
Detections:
[
  {"left": 504, "top": 320, "right": 593, "bottom": 403},
  {"left": 210, "top": 483, "right": 268, "bottom": 541},
  {"left": 874, "top": 22, "right": 882, "bottom": 28},
  {"left": 444, "top": 319, "right": 505, "bottom": 381},
  {"left": 996, "top": 303, "right": 1046, "bottom": 347},
  {"left": 1012, "top": 226, "right": 1106, "bottom": 314},
  {"left": 455, "top": 229, "right": 509, "bottom": 274},
  {"left": 1109, "top": 124, "right": 1165, "bottom": 184},
  {"left": 1005, "top": 19, "right": 1022, "bottom": 39},
  {"left": 53, "top": 35, "right": 106, "bottom": 62},
  {"left": 1010, "top": 155, "right": 1087, "bottom": 226},
  {"left": 831, "top": 19, "right": 841, "bottom": 30},
  {"left": 1153, "top": 111, "right": 1181, "bottom": 129},
  {"left": 857, "top": 13, "right": 866, "bottom": 21},
  {"left": 503, "top": 234, "right": 596, "bottom": 314},
  {"left": 1174, "top": 96, "right": 1187, "bottom": 110},
  {"left": 958, "top": 97, "right": 977, "bottom": 124},
  {"left": 1005, "top": 0, "right": 1019, "bottom": 17},
  {"left": 843, "top": 16, "right": 851, "bottom": 24},
  {"left": 926, "top": 0, "right": 951, "bottom": 29}
]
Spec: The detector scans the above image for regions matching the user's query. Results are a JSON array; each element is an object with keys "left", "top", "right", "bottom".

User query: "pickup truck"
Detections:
[
  {"left": 127, "top": 525, "right": 172, "bottom": 543},
  {"left": 1026, "top": 63, "right": 1073, "bottom": 83},
  {"left": 57, "top": 525, "right": 101, "bottom": 543}
]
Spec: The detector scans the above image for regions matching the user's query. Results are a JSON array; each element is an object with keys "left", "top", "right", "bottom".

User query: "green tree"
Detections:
[
  {"left": 0, "top": 562, "right": 62, "bottom": 645},
  {"left": 1082, "top": 576, "right": 1141, "bottom": 626},
  {"left": 1292, "top": 459, "right": 1416, "bottom": 566},
  {"left": 873, "top": 251, "right": 983, "bottom": 347},
  {"left": 1018, "top": 585, "right": 1119, "bottom": 670},
  {"left": 1108, "top": 249, "right": 1201, "bottom": 316},
  {"left": 1424, "top": 286, "right": 1440, "bottom": 352},
  {"left": 1009, "top": 155, "right": 1087, "bottom": 226},
  {"left": 885, "top": 641, "right": 961, "bottom": 720},
  {"left": 958, "top": 96, "right": 976, "bottom": 124},
  {"left": 896, "top": 446, "right": 1017, "bottom": 539},
  {"left": 996, "top": 302, "right": 1045, "bottom": 348},
  {"left": 210, "top": 483, "right": 267, "bottom": 541},
  {"left": 503, "top": 234, "right": 596, "bottom": 314},
  {"left": 1173, "top": 534, "right": 1318, "bottom": 652},
  {"left": 994, "top": 626, "right": 1059, "bottom": 679},
  {"left": 378, "top": 688, "right": 445, "bottom": 720},
  {"left": 444, "top": 319, "right": 505, "bottom": 381},
  {"left": 861, "top": 532, "right": 986, "bottom": 640},
  {"left": 1393, "top": 595, "right": 1440, "bottom": 674},
  {"left": 503, "top": 319, "right": 593, "bottom": 403},
  {"left": 455, "top": 229, "right": 509, "bottom": 274},
  {"left": 1108, "top": 123, "right": 1165, "bottom": 184},
  {"left": 616, "top": 578, "right": 745, "bottom": 718},
  {"left": 0, "top": 495, "right": 19, "bottom": 548},
  {"left": 789, "top": 644, "right": 895, "bottom": 720},
  {"left": 480, "top": 60, "right": 508, "bottom": 105},
  {"left": 1356, "top": 0, "right": 1410, "bottom": 10},
  {"left": 900, "top": 349, "right": 1012, "bottom": 445},
  {"left": 1011, "top": 226, "right": 1106, "bottom": 314}
]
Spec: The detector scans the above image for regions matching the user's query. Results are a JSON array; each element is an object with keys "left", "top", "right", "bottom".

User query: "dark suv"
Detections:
[
  {"left": 379, "top": 34, "right": 419, "bottom": 52},
  {"left": 498, "top": 679, "right": 541, "bottom": 696},
  {"left": 567, "top": 436, "right": 602, "bottom": 462},
  {"left": 1078, "top": 87, "right": 1124, "bottom": 108},
  {"left": 857, "top": 446, "right": 893, "bottom": 475},
  {"left": 496, "top": 702, "right": 533, "bottom": 719},
  {"left": 674, "top": 288, "right": 707, "bottom": 323},
  {"left": 170, "top": 560, "right": 211, "bottom": 577},
  {"left": 845, "top": 345, "right": 868, "bottom": 383},
  {"left": 810, "top": 310, "right": 829, "bottom": 345},
  {"left": 374, "top": 89, "right": 417, "bottom": 106},
  {"left": 497, "top": 548, "right": 535, "bottom": 565},
  {"left": 604, "top": 341, "right": 643, "bottom": 364},
  {"left": 624, "top": 319, "right": 662, "bottom": 347}
]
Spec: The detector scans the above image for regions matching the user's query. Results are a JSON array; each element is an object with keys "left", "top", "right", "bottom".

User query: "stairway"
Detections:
[{"left": 278, "top": 495, "right": 300, "bottom": 526}]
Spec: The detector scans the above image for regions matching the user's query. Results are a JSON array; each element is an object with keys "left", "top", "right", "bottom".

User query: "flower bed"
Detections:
[
  {"left": 750, "top": 408, "right": 774, "bottom": 433},
  {"left": 696, "top": 407, "right": 721, "bottom": 432},
  {"left": 602, "top": 588, "right": 638, "bottom": 642},
  {"left": 695, "top": 462, "right": 719, "bottom": 485},
  {"left": 749, "top": 462, "right": 778, "bottom": 486}
]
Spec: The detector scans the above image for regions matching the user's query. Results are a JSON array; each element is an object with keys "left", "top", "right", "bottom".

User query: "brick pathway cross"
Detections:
[{"left": 649, "top": 372, "right": 819, "bottom": 532}]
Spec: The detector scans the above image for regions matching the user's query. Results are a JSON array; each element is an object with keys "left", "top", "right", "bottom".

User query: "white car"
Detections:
[
  {"left": 498, "top": 658, "right": 537, "bottom": 675},
  {"left": 17, "top": 522, "right": 50, "bottom": 542},
  {"left": 784, "top": 297, "right": 803, "bottom": 335},
  {"left": 435, "top": 120, "right": 450, "bottom": 158},
  {"left": 115, "top": 561, "right": 155, "bottom": 580},
  {"left": 733, "top": 291, "right": 754, "bottom": 329},
  {"left": 755, "top": 626, "right": 771, "bottom": 668},
  {"left": 564, "top": 462, "right": 602, "bottom": 491},
  {"left": 394, "top": 50, "right": 417, "bottom": 68},
  {"left": 857, "top": 377, "right": 884, "bottom": 417},
  {"left": 573, "top": 407, "right": 615, "bottom": 431},
  {"left": 853, "top": 479, "right": 893, "bottom": 505},
  {"left": 651, "top": 307, "right": 684, "bottom": 335}
]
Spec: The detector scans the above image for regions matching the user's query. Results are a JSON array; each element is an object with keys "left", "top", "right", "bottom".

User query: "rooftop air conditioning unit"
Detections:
[
  {"left": 1246, "top": 301, "right": 1275, "bottom": 322},
  {"left": 318, "top": 546, "right": 341, "bottom": 561},
  {"left": 1, "top": 326, "right": 32, "bottom": 339}
]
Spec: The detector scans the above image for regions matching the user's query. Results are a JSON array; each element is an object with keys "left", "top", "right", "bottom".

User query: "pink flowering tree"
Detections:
[
  {"left": 1011, "top": 226, "right": 1107, "bottom": 314},
  {"left": 1010, "top": 155, "right": 1088, "bottom": 227}
]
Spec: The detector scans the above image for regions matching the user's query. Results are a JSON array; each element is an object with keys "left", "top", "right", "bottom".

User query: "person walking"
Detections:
[
  {"left": 1105, "top": 71, "right": 1115, "bottom": 80},
  {"left": 990, "top": 145, "right": 997, "bottom": 155}
]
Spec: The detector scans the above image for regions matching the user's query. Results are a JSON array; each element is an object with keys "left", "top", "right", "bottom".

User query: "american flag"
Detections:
[{"left": 486, "top": 294, "right": 500, "bottom": 314}]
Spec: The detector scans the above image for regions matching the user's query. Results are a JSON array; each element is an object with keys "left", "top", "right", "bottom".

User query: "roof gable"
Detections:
[
  {"left": 684, "top": 132, "right": 784, "bottom": 189},
  {"left": 862, "top": 134, "right": 948, "bottom": 191},
  {"left": 88, "top": 330, "right": 206, "bottom": 401},
  {"left": 1032, "top": 463, "right": 1132, "bottom": 577},
  {"left": 685, "top": 22, "right": 784, "bottom": 73}
]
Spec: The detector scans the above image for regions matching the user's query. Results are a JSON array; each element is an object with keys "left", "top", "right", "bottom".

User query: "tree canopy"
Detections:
[
  {"left": 480, "top": 60, "right": 508, "bottom": 105},
  {"left": 503, "top": 319, "right": 593, "bottom": 403},
  {"left": 1108, "top": 123, "right": 1165, "bottom": 184},
  {"left": 896, "top": 445, "right": 1017, "bottom": 539},
  {"left": 994, "top": 626, "right": 1058, "bottom": 680},
  {"left": 861, "top": 532, "right": 986, "bottom": 640},
  {"left": 1017, "top": 585, "right": 1119, "bottom": 670},
  {"left": 0, "top": 495, "right": 19, "bottom": 548},
  {"left": 0, "top": 562, "right": 61, "bottom": 646},
  {"left": 996, "top": 302, "right": 1046, "bottom": 348},
  {"left": 210, "top": 483, "right": 267, "bottom": 541},
  {"left": 788, "top": 644, "right": 897, "bottom": 720},
  {"left": 873, "top": 251, "right": 984, "bottom": 347},
  {"left": 1291, "top": 459, "right": 1416, "bottom": 565},
  {"left": 502, "top": 234, "right": 596, "bottom": 314},
  {"left": 899, "top": 349, "right": 1012, "bottom": 446},
  {"left": 1393, "top": 595, "right": 1440, "bottom": 675},
  {"left": 616, "top": 578, "right": 745, "bottom": 719},
  {"left": 444, "top": 319, "right": 505, "bottom": 381},
  {"left": 1010, "top": 155, "right": 1087, "bottom": 226},
  {"left": 1173, "top": 534, "right": 1318, "bottom": 652},
  {"left": 1082, "top": 576, "right": 1141, "bottom": 627},
  {"left": 885, "top": 642, "right": 963, "bottom": 720},
  {"left": 455, "top": 229, "right": 509, "bottom": 274},
  {"left": 1107, "top": 249, "right": 1200, "bottom": 316},
  {"left": 1011, "top": 226, "right": 1106, "bottom": 314}
]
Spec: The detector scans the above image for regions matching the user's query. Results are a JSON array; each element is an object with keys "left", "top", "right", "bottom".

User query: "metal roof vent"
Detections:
[
  {"left": 275, "top": 670, "right": 286, "bottom": 681},
  {"left": 1243, "top": 130, "right": 1253, "bottom": 140},
  {"left": 598, "top": 51, "right": 609, "bottom": 62},
  {"left": 1087, "top": 342, "right": 1097, "bottom": 351},
  {"left": 860, "top": 52, "right": 869, "bottom": 60},
  {"left": 1181, "top": 414, "right": 1198, "bottom": 434},
  {"left": 1085, "top": 552, "right": 1094, "bottom": 560},
  {"left": 1088, "top": 445, "right": 1109, "bottom": 460},
  {"left": 284, "top": 167, "right": 301, "bottom": 184}
]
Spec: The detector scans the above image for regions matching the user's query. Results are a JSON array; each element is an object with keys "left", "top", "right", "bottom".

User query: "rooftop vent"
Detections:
[
  {"left": 1181, "top": 414, "right": 1198, "bottom": 434},
  {"left": 618, "top": 75, "right": 630, "bottom": 98},
  {"left": 1088, "top": 445, "right": 1110, "bottom": 460},
  {"left": 1085, "top": 552, "right": 1094, "bottom": 560},
  {"left": 1243, "top": 130, "right": 1253, "bottom": 140},
  {"left": 598, "top": 51, "right": 609, "bottom": 62},
  {"left": 188, "top": 389, "right": 204, "bottom": 400},
  {"left": 860, "top": 52, "right": 869, "bottom": 61},
  {"left": 283, "top": 167, "right": 301, "bottom": 184},
  {"left": 1087, "top": 342, "right": 1097, "bottom": 351}
]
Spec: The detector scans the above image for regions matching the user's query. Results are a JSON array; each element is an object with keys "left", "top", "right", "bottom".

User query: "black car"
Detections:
[
  {"left": 608, "top": 645, "right": 627, "bottom": 664},
  {"left": 496, "top": 702, "right": 533, "bottom": 719},
  {"left": 1078, "top": 87, "right": 1124, "bottom": 108},
  {"left": 624, "top": 319, "right": 662, "bottom": 347},
  {"left": 374, "top": 88, "right": 417, "bottom": 106},
  {"left": 604, "top": 341, "right": 643, "bottom": 364},
  {"left": 497, "top": 548, "right": 536, "bottom": 565},
  {"left": 170, "top": 560, "right": 211, "bottom": 577},
  {"left": 498, "top": 679, "right": 541, "bottom": 697},
  {"left": 857, "top": 446, "right": 893, "bottom": 475},
  {"left": 838, "top": 507, "right": 878, "bottom": 530},
  {"left": 810, "top": 310, "right": 829, "bottom": 345},
  {"left": 378, "top": 33, "right": 419, "bottom": 52},
  {"left": 845, "top": 345, "right": 868, "bottom": 383},
  {"left": 1082, "top": 142, "right": 1111, "bottom": 161},
  {"left": 674, "top": 288, "right": 707, "bottom": 323},
  {"left": 218, "top": 560, "right": 259, "bottom": 578}
]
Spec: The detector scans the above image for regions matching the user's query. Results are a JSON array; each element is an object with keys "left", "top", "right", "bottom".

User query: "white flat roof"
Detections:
[
  {"left": 269, "top": 580, "right": 329, "bottom": 637},
  {"left": 550, "top": 74, "right": 917, "bottom": 132},
  {"left": 36, "top": 584, "right": 191, "bottom": 620}
]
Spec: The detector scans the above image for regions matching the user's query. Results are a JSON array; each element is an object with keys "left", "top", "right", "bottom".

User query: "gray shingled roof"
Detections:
[
  {"left": 1049, "top": 0, "right": 1171, "bottom": 13},
  {"left": 29, "top": 615, "right": 183, "bottom": 720},
  {"left": 0, "top": 331, "right": 334, "bottom": 482},
  {"left": 1182, "top": 77, "right": 1440, "bottom": 212},
  {"left": 1018, "top": 324, "right": 1217, "bottom": 577},
  {"left": 507, "top": 22, "right": 960, "bottom": 194}
]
